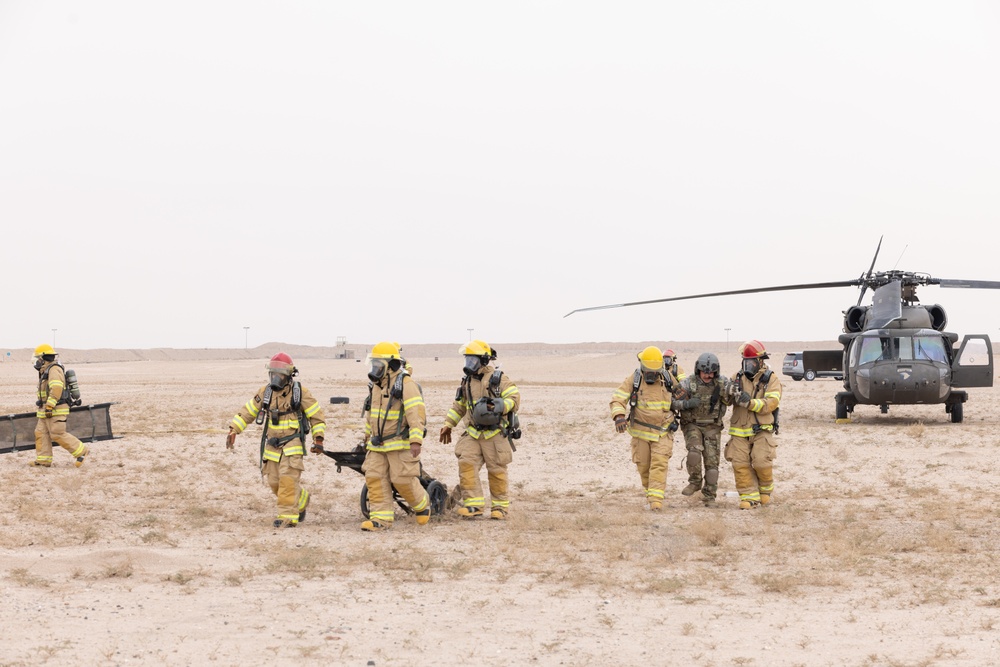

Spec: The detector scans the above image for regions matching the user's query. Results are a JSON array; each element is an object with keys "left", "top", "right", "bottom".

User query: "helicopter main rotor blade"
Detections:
[
  {"left": 856, "top": 235, "right": 884, "bottom": 307},
  {"left": 936, "top": 279, "right": 1000, "bottom": 290},
  {"left": 564, "top": 280, "right": 861, "bottom": 317}
]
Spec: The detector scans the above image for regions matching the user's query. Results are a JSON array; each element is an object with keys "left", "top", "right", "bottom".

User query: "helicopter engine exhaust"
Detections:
[
  {"left": 844, "top": 306, "right": 867, "bottom": 333},
  {"left": 926, "top": 304, "right": 947, "bottom": 331}
]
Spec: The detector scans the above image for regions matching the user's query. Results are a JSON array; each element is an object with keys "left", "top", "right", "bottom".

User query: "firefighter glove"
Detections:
[
  {"left": 44, "top": 408, "right": 53, "bottom": 418},
  {"left": 439, "top": 426, "right": 452, "bottom": 444},
  {"left": 737, "top": 391, "right": 752, "bottom": 408},
  {"left": 410, "top": 442, "right": 422, "bottom": 458},
  {"left": 226, "top": 430, "right": 237, "bottom": 449},
  {"left": 310, "top": 436, "right": 324, "bottom": 454},
  {"left": 614, "top": 415, "right": 628, "bottom": 433},
  {"left": 675, "top": 397, "right": 701, "bottom": 410}
]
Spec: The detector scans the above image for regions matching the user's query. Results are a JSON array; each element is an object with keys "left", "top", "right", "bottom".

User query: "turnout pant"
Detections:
[
  {"left": 631, "top": 434, "right": 673, "bottom": 504},
  {"left": 34, "top": 416, "right": 85, "bottom": 465},
  {"left": 455, "top": 432, "right": 513, "bottom": 513}
]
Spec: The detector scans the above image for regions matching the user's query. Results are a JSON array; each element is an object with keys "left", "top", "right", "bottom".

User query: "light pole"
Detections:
[
  {"left": 52, "top": 329, "right": 57, "bottom": 347},
  {"left": 243, "top": 326, "right": 250, "bottom": 350},
  {"left": 467, "top": 328, "right": 474, "bottom": 342},
  {"left": 724, "top": 328, "right": 731, "bottom": 351}
]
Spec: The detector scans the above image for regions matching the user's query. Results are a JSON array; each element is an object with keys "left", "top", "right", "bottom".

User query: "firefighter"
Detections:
[
  {"left": 226, "top": 352, "right": 326, "bottom": 528},
  {"left": 439, "top": 340, "right": 521, "bottom": 520},
  {"left": 725, "top": 340, "right": 782, "bottom": 509},
  {"left": 610, "top": 346, "right": 681, "bottom": 511},
  {"left": 30, "top": 344, "right": 89, "bottom": 467},
  {"left": 361, "top": 341, "right": 430, "bottom": 531},
  {"left": 674, "top": 352, "right": 732, "bottom": 507},
  {"left": 662, "top": 348, "right": 688, "bottom": 382}
]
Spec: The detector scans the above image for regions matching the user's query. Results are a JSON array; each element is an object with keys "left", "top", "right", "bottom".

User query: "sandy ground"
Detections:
[{"left": 1, "top": 342, "right": 999, "bottom": 667}]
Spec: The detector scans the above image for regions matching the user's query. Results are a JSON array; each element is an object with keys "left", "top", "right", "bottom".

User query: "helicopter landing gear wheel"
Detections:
[
  {"left": 805, "top": 370, "right": 817, "bottom": 381},
  {"left": 950, "top": 402, "right": 963, "bottom": 423},
  {"left": 835, "top": 400, "right": 848, "bottom": 420}
]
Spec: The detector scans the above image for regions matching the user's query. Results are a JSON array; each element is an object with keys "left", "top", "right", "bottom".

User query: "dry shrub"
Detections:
[
  {"left": 906, "top": 421, "right": 926, "bottom": 438},
  {"left": 8, "top": 568, "right": 49, "bottom": 588},
  {"left": 268, "top": 546, "right": 334, "bottom": 577},
  {"left": 100, "top": 558, "right": 135, "bottom": 579},
  {"left": 689, "top": 517, "right": 727, "bottom": 547}
]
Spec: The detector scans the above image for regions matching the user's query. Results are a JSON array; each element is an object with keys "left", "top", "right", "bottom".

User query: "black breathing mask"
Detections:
[
  {"left": 269, "top": 372, "right": 289, "bottom": 390},
  {"left": 368, "top": 359, "right": 387, "bottom": 383},
  {"left": 463, "top": 355, "right": 485, "bottom": 377},
  {"left": 742, "top": 358, "right": 761, "bottom": 377},
  {"left": 643, "top": 370, "right": 661, "bottom": 384}
]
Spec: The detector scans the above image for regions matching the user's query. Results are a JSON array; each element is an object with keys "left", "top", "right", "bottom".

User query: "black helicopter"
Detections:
[{"left": 565, "top": 239, "right": 998, "bottom": 423}]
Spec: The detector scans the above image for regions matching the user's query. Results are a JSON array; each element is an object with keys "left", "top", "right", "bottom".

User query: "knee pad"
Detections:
[
  {"left": 704, "top": 468, "right": 719, "bottom": 486},
  {"left": 686, "top": 450, "right": 702, "bottom": 469}
]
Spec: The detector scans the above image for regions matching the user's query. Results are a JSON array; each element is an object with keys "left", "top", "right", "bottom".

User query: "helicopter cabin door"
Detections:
[{"left": 951, "top": 335, "right": 994, "bottom": 388}]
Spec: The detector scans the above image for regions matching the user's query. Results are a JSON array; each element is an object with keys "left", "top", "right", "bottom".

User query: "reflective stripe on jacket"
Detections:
[
  {"left": 366, "top": 369, "right": 426, "bottom": 452},
  {"left": 727, "top": 365, "right": 781, "bottom": 438},
  {"left": 610, "top": 372, "right": 676, "bottom": 442},
  {"left": 36, "top": 362, "right": 70, "bottom": 418},
  {"left": 230, "top": 383, "right": 327, "bottom": 444},
  {"left": 444, "top": 364, "right": 521, "bottom": 440}
]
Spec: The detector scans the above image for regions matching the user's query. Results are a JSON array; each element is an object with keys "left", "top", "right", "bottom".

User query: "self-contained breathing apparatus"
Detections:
[
  {"left": 364, "top": 370, "right": 424, "bottom": 447},
  {"left": 255, "top": 381, "right": 307, "bottom": 466},
  {"left": 627, "top": 367, "right": 680, "bottom": 434},
  {"left": 731, "top": 369, "right": 780, "bottom": 435},
  {"left": 456, "top": 369, "right": 521, "bottom": 450},
  {"left": 37, "top": 363, "right": 83, "bottom": 408}
]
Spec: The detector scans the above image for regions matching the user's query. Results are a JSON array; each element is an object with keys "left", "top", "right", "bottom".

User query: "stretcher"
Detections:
[{"left": 322, "top": 444, "right": 449, "bottom": 519}]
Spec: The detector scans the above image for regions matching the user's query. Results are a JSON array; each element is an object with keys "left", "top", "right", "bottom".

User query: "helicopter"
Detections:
[{"left": 565, "top": 238, "right": 998, "bottom": 423}]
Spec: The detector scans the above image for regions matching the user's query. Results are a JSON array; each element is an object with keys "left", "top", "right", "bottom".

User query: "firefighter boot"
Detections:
[
  {"left": 456, "top": 506, "right": 484, "bottom": 519},
  {"left": 361, "top": 519, "right": 390, "bottom": 531},
  {"left": 682, "top": 450, "right": 702, "bottom": 496},
  {"left": 74, "top": 445, "right": 90, "bottom": 468},
  {"left": 28, "top": 460, "right": 52, "bottom": 468},
  {"left": 273, "top": 519, "right": 298, "bottom": 528},
  {"left": 415, "top": 508, "right": 431, "bottom": 525}
]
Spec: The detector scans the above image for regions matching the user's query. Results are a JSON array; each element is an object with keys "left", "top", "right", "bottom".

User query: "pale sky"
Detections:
[{"left": 2, "top": 2, "right": 999, "bottom": 350}]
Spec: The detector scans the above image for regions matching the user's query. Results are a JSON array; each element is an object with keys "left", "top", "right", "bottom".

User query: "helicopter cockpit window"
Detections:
[
  {"left": 893, "top": 337, "right": 913, "bottom": 361},
  {"left": 856, "top": 336, "right": 888, "bottom": 365},
  {"left": 913, "top": 335, "right": 947, "bottom": 363}
]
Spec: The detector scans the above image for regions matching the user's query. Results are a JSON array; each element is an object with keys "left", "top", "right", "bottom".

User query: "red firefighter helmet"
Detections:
[
  {"left": 738, "top": 340, "right": 769, "bottom": 359},
  {"left": 267, "top": 352, "right": 295, "bottom": 376}
]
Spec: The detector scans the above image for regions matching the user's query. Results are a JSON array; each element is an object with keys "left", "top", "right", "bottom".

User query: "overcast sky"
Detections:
[{"left": 2, "top": 2, "right": 999, "bottom": 351}]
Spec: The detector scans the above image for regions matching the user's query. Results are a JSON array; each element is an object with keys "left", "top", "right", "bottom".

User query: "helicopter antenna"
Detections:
[
  {"left": 890, "top": 244, "right": 908, "bottom": 271},
  {"left": 856, "top": 235, "right": 883, "bottom": 307}
]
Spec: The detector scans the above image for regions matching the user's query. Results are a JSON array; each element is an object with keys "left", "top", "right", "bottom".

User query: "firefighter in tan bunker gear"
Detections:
[
  {"left": 610, "top": 346, "right": 681, "bottom": 511},
  {"left": 725, "top": 340, "right": 782, "bottom": 509},
  {"left": 674, "top": 352, "right": 732, "bottom": 507},
  {"left": 227, "top": 353, "right": 326, "bottom": 528},
  {"left": 361, "top": 342, "right": 430, "bottom": 531},
  {"left": 439, "top": 340, "right": 521, "bottom": 520},
  {"left": 30, "top": 344, "right": 89, "bottom": 467}
]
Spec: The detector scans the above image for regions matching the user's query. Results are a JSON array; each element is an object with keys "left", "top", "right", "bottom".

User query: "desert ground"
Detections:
[{"left": 1, "top": 341, "right": 999, "bottom": 667}]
